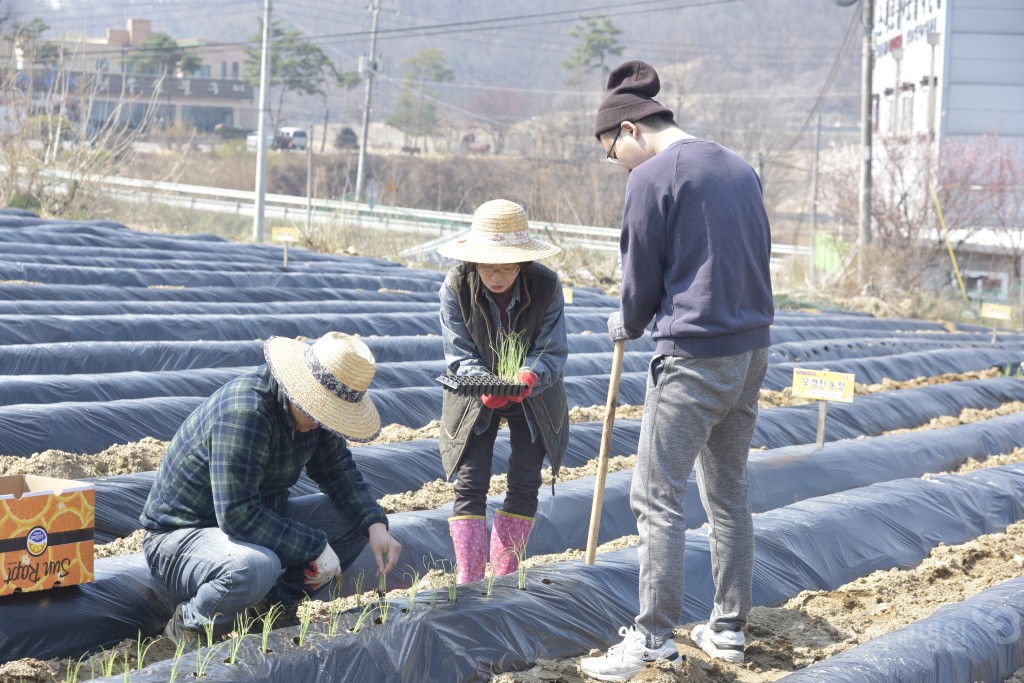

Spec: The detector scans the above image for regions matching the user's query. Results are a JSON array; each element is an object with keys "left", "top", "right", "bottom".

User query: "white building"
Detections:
[
  {"left": 871, "top": 0, "right": 1024, "bottom": 301},
  {"left": 7, "top": 19, "right": 256, "bottom": 132},
  {"left": 872, "top": 0, "right": 1024, "bottom": 147}
]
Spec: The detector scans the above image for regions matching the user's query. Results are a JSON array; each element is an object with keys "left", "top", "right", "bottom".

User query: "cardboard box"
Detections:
[{"left": 0, "top": 475, "right": 95, "bottom": 596}]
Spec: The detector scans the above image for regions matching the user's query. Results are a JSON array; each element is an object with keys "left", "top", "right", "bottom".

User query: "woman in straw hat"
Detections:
[
  {"left": 140, "top": 332, "right": 402, "bottom": 646},
  {"left": 436, "top": 198, "right": 570, "bottom": 584}
]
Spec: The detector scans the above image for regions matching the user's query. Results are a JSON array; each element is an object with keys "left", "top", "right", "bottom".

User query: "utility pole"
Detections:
[
  {"left": 306, "top": 125, "right": 313, "bottom": 235},
  {"left": 253, "top": 0, "right": 273, "bottom": 242},
  {"left": 858, "top": 0, "right": 875, "bottom": 289},
  {"left": 926, "top": 32, "right": 939, "bottom": 144},
  {"left": 355, "top": 0, "right": 381, "bottom": 203},
  {"left": 924, "top": 31, "right": 940, "bottom": 225},
  {"left": 809, "top": 113, "right": 821, "bottom": 286}
]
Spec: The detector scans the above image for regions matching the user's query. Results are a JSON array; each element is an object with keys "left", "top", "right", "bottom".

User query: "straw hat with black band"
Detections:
[
  {"left": 264, "top": 332, "right": 381, "bottom": 442},
  {"left": 437, "top": 199, "right": 561, "bottom": 264}
]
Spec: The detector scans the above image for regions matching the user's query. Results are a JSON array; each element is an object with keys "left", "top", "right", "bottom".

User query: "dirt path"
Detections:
[{"left": 490, "top": 520, "right": 1024, "bottom": 683}]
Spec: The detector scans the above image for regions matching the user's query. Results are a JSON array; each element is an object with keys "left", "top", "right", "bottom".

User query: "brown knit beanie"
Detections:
[{"left": 594, "top": 60, "right": 674, "bottom": 139}]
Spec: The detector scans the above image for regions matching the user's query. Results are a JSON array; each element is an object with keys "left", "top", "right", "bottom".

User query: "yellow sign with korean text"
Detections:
[
  {"left": 272, "top": 226, "right": 301, "bottom": 243},
  {"left": 792, "top": 369, "right": 855, "bottom": 403},
  {"left": 981, "top": 303, "right": 1012, "bottom": 321}
]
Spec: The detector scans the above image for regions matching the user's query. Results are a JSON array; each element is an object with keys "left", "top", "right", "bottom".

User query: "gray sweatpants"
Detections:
[{"left": 632, "top": 348, "right": 768, "bottom": 644}]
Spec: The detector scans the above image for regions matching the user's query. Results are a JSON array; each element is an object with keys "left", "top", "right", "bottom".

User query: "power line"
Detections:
[
  {"left": 28, "top": 0, "right": 742, "bottom": 54},
  {"left": 427, "top": 78, "right": 858, "bottom": 100},
  {"left": 21, "top": 0, "right": 858, "bottom": 79},
  {"left": 780, "top": 2, "right": 860, "bottom": 154}
]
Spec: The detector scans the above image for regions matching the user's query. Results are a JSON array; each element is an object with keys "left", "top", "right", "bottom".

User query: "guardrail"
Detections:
[{"left": 73, "top": 171, "right": 810, "bottom": 259}]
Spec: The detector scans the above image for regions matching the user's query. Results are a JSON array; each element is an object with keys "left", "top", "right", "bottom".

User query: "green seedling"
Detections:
[
  {"left": 352, "top": 570, "right": 367, "bottom": 608},
  {"left": 1002, "top": 362, "right": 1024, "bottom": 378},
  {"left": 326, "top": 603, "right": 344, "bottom": 637},
  {"left": 496, "top": 543, "right": 530, "bottom": 590},
  {"left": 486, "top": 573, "right": 497, "bottom": 597},
  {"left": 201, "top": 614, "right": 220, "bottom": 649},
  {"left": 377, "top": 595, "right": 391, "bottom": 624},
  {"left": 167, "top": 638, "right": 187, "bottom": 683},
  {"left": 351, "top": 600, "right": 376, "bottom": 634},
  {"left": 295, "top": 596, "right": 314, "bottom": 646},
  {"left": 378, "top": 546, "right": 390, "bottom": 596},
  {"left": 95, "top": 646, "right": 120, "bottom": 678},
  {"left": 516, "top": 549, "right": 528, "bottom": 590},
  {"left": 260, "top": 602, "right": 283, "bottom": 653},
  {"left": 425, "top": 555, "right": 460, "bottom": 602},
  {"left": 194, "top": 641, "right": 223, "bottom": 678},
  {"left": 62, "top": 653, "right": 87, "bottom": 683},
  {"left": 122, "top": 652, "right": 132, "bottom": 681},
  {"left": 326, "top": 576, "right": 346, "bottom": 637},
  {"left": 491, "top": 332, "right": 547, "bottom": 384},
  {"left": 404, "top": 569, "right": 421, "bottom": 613},
  {"left": 134, "top": 630, "right": 157, "bottom": 671},
  {"left": 492, "top": 330, "right": 529, "bottom": 381},
  {"left": 226, "top": 610, "right": 255, "bottom": 665},
  {"left": 445, "top": 562, "right": 458, "bottom": 602}
]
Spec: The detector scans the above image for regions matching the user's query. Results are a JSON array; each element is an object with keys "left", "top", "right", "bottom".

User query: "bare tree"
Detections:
[
  {"left": 816, "top": 133, "right": 1024, "bottom": 302},
  {"left": 0, "top": 18, "right": 163, "bottom": 215},
  {"left": 468, "top": 88, "right": 538, "bottom": 155}
]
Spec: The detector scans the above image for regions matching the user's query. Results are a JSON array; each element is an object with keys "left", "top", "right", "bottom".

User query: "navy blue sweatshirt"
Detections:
[{"left": 618, "top": 138, "right": 774, "bottom": 358}]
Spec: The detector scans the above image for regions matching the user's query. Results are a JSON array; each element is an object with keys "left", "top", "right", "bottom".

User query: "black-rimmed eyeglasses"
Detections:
[{"left": 605, "top": 127, "right": 622, "bottom": 165}]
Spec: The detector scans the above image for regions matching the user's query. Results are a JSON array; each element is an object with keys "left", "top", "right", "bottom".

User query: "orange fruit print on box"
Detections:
[{"left": 0, "top": 487, "right": 95, "bottom": 596}]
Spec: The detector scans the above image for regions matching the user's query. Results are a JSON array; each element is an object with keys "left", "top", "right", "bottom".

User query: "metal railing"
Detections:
[{"left": 76, "top": 171, "right": 809, "bottom": 259}]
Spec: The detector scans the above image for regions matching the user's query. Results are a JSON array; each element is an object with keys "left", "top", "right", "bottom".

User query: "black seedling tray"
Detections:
[{"left": 436, "top": 375, "right": 528, "bottom": 397}]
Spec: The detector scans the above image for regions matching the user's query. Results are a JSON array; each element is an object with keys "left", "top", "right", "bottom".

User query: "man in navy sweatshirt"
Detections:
[{"left": 580, "top": 59, "right": 774, "bottom": 682}]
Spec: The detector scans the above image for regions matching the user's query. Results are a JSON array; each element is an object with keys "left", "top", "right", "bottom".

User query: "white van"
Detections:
[
  {"left": 276, "top": 127, "right": 308, "bottom": 151},
  {"left": 245, "top": 131, "right": 273, "bottom": 151}
]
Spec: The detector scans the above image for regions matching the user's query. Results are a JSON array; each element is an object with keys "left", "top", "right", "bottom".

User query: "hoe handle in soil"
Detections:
[{"left": 585, "top": 339, "right": 626, "bottom": 565}]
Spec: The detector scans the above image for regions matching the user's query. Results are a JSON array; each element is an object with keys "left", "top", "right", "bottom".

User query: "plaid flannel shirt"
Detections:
[{"left": 140, "top": 365, "right": 387, "bottom": 567}]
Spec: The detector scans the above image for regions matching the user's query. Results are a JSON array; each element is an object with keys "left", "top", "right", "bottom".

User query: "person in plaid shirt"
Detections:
[{"left": 141, "top": 332, "right": 401, "bottom": 644}]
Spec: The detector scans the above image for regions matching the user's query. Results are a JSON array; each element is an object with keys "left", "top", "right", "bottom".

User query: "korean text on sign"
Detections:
[{"left": 791, "top": 369, "right": 855, "bottom": 403}]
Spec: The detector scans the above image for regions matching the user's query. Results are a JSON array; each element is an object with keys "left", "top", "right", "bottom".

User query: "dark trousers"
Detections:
[{"left": 452, "top": 403, "right": 547, "bottom": 518}]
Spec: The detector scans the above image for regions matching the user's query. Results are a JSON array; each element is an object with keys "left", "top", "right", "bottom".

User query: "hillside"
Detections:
[{"left": 16, "top": 0, "right": 862, "bottom": 136}]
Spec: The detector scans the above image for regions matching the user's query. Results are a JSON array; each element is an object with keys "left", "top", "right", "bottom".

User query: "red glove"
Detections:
[
  {"left": 509, "top": 369, "right": 538, "bottom": 403},
  {"left": 481, "top": 394, "right": 511, "bottom": 409}
]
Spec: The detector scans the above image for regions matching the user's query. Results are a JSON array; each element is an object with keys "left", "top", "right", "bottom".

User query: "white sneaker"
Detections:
[
  {"left": 579, "top": 625, "right": 679, "bottom": 682},
  {"left": 690, "top": 623, "right": 745, "bottom": 663}
]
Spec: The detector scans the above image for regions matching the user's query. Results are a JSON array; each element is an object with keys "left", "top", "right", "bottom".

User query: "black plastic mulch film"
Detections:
[{"left": 0, "top": 213, "right": 1022, "bottom": 681}]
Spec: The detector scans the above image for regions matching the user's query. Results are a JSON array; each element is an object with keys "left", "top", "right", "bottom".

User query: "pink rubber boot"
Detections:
[
  {"left": 448, "top": 516, "right": 487, "bottom": 584},
  {"left": 489, "top": 510, "right": 534, "bottom": 577}
]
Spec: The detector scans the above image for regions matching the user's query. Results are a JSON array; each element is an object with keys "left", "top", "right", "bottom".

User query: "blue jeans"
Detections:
[{"left": 143, "top": 493, "right": 368, "bottom": 632}]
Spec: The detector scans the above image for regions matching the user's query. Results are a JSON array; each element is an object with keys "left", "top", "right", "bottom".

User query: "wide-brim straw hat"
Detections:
[
  {"left": 264, "top": 332, "right": 381, "bottom": 442},
  {"left": 437, "top": 199, "right": 561, "bottom": 264}
]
